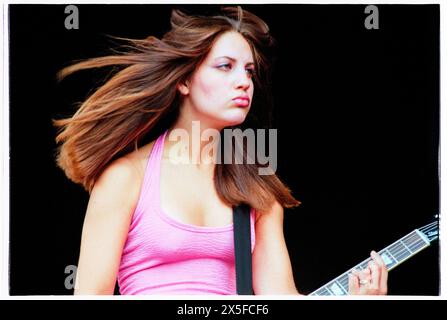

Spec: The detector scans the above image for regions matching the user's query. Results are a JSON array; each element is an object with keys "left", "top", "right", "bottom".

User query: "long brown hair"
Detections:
[{"left": 54, "top": 6, "right": 300, "bottom": 213}]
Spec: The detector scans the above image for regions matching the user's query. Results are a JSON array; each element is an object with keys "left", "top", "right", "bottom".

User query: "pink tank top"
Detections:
[{"left": 117, "top": 130, "right": 256, "bottom": 295}]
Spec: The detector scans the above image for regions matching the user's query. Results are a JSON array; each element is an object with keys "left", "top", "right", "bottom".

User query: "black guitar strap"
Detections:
[{"left": 233, "top": 204, "right": 254, "bottom": 295}]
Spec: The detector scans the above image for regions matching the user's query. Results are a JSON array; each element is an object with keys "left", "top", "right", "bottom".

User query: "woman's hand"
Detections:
[{"left": 348, "top": 250, "right": 388, "bottom": 295}]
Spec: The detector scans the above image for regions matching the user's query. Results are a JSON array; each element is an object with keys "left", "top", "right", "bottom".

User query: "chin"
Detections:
[
  {"left": 220, "top": 109, "right": 249, "bottom": 126},
  {"left": 221, "top": 116, "right": 248, "bottom": 128}
]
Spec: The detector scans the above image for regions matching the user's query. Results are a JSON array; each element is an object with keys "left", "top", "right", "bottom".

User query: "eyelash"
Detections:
[{"left": 218, "top": 64, "right": 256, "bottom": 77}]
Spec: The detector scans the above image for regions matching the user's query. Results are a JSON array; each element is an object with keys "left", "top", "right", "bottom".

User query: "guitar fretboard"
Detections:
[{"left": 309, "top": 229, "right": 431, "bottom": 296}]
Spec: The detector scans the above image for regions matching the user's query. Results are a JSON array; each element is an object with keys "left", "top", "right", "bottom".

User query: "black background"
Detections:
[{"left": 9, "top": 4, "right": 439, "bottom": 295}]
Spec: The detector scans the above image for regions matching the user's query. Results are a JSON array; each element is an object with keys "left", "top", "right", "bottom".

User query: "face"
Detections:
[{"left": 178, "top": 31, "right": 255, "bottom": 129}]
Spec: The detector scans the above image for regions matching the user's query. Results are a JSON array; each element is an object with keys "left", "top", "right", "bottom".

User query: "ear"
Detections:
[{"left": 177, "top": 80, "right": 190, "bottom": 96}]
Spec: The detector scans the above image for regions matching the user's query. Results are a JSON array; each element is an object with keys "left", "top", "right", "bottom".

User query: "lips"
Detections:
[{"left": 233, "top": 96, "right": 250, "bottom": 107}]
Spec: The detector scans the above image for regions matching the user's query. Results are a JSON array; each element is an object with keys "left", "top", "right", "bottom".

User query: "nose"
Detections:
[{"left": 234, "top": 68, "right": 251, "bottom": 91}]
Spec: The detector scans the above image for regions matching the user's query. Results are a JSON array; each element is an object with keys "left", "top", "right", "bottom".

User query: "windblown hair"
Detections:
[{"left": 54, "top": 6, "right": 300, "bottom": 213}]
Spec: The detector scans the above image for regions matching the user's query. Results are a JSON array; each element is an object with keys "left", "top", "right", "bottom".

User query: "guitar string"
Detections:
[{"left": 419, "top": 221, "right": 438, "bottom": 231}]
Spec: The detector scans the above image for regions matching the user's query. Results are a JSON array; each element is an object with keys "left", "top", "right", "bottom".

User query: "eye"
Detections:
[
  {"left": 216, "top": 63, "right": 255, "bottom": 78},
  {"left": 217, "top": 63, "right": 232, "bottom": 70}
]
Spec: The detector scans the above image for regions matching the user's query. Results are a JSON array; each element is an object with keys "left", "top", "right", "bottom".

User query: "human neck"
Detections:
[{"left": 164, "top": 118, "right": 221, "bottom": 171}]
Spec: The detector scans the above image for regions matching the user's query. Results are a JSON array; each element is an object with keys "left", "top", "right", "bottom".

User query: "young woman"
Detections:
[{"left": 54, "top": 6, "right": 388, "bottom": 295}]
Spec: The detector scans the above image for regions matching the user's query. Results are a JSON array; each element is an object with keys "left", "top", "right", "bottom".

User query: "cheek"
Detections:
[
  {"left": 193, "top": 72, "right": 225, "bottom": 103},
  {"left": 197, "top": 79, "right": 213, "bottom": 98}
]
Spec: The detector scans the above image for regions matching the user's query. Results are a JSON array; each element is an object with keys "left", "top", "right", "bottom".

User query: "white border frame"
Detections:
[
  {"left": 1, "top": 1, "right": 10, "bottom": 298},
  {"left": 0, "top": 0, "right": 445, "bottom": 299}
]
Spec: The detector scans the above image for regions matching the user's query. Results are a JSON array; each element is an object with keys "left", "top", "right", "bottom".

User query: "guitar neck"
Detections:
[{"left": 309, "top": 228, "right": 432, "bottom": 296}]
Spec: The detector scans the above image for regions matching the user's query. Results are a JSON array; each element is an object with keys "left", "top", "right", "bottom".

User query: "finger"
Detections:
[
  {"left": 371, "top": 251, "right": 385, "bottom": 266},
  {"left": 355, "top": 269, "right": 372, "bottom": 294},
  {"left": 371, "top": 251, "right": 388, "bottom": 294},
  {"left": 358, "top": 267, "right": 371, "bottom": 283},
  {"left": 363, "top": 267, "right": 371, "bottom": 278},
  {"left": 348, "top": 273, "right": 359, "bottom": 295},
  {"left": 368, "top": 260, "right": 380, "bottom": 291},
  {"left": 380, "top": 266, "right": 388, "bottom": 294}
]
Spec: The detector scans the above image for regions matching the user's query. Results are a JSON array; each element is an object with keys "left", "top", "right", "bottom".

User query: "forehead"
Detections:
[{"left": 206, "top": 31, "right": 254, "bottom": 62}]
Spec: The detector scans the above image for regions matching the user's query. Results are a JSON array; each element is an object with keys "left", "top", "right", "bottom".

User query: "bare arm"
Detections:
[
  {"left": 74, "top": 157, "right": 141, "bottom": 295},
  {"left": 252, "top": 202, "right": 302, "bottom": 295}
]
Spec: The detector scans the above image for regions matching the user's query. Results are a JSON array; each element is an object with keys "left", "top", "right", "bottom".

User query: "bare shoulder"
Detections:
[
  {"left": 90, "top": 158, "right": 139, "bottom": 215},
  {"left": 255, "top": 201, "right": 283, "bottom": 225},
  {"left": 89, "top": 140, "right": 157, "bottom": 215},
  {"left": 99, "top": 140, "right": 157, "bottom": 184},
  {"left": 121, "top": 140, "right": 157, "bottom": 178}
]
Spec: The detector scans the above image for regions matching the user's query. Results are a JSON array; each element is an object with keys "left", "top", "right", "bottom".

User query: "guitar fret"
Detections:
[
  {"left": 394, "top": 241, "right": 412, "bottom": 259},
  {"left": 314, "top": 287, "right": 332, "bottom": 296},
  {"left": 335, "top": 280, "right": 348, "bottom": 295},
  {"left": 387, "top": 241, "right": 411, "bottom": 262},
  {"left": 402, "top": 231, "right": 428, "bottom": 254},
  {"left": 327, "top": 281, "right": 346, "bottom": 295},
  {"left": 337, "top": 280, "right": 349, "bottom": 295},
  {"left": 402, "top": 232, "right": 421, "bottom": 249},
  {"left": 359, "top": 261, "right": 370, "bottom": 269},
  {"left": 337, "top": 274, "right": 349, "bottom": 289},
  {"left": 400, "top": 239, "right": 413, "bottom": 253},
  {"left": 379, "top": 249, "right": 397, "bottom": 268},
  {"left": 402, "top": 234, "right": 418, "bottom": 248},
  {"left": 408, "top": 239, "right": 427, "bottom": 252}
]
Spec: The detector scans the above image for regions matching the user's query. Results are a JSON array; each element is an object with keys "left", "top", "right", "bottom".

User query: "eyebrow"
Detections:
[{"left": 215, "top": 56, "right": 255, "bottom": 67}]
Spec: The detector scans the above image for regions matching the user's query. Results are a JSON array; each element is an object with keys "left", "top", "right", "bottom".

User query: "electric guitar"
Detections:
[{"left": 309, "top": 218, "right": 439, "bottom": 296}]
